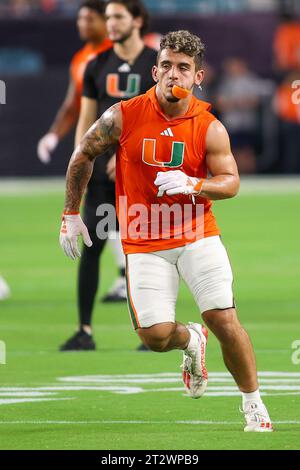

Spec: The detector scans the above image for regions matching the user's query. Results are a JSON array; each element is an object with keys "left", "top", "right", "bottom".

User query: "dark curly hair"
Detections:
[{"left": 159, "top": 30, "right": 205, "bottom": 70}]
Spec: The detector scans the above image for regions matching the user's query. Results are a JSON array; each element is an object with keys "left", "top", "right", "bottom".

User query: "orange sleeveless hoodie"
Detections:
[{"left": 116, "top": 85, "right": 220, "bottom": 254}]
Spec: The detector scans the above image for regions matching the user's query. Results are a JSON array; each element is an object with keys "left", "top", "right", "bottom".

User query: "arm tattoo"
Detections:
[
  {"left": 64, "top": 103, "right": 122, "bottom": 212},
  {"left": 80, "top": 103, "right": 122, "bottom": 160}
]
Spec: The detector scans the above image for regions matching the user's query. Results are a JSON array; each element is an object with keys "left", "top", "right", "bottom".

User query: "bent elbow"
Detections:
[{"left": 228, "top": 176, "right": 240, "bottom": 198}]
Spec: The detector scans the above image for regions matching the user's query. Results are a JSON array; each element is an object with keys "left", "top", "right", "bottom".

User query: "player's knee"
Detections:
[
  {"left": 137, "top": 323, "right": 175, "bottom": 352},
  {"left": 203, "top": 308, "right": 241, "bottom": 343}
]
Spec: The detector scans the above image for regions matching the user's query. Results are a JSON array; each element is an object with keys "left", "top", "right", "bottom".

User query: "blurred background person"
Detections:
[
  {"left": 195, "top": 62, "right": 218, "bottom": 105},
  {"left": 37, "top": 0, "right": 111, "bottom": 165},
  {"left": 273, "top": 7, "right": 300, "bottom": 74},
  {"left": 215, "top": 58, "right": 264, "bottom": 174},
  {"left": 36, "top": 2, "right": 129, "bottom": 308},
  {"left": 143, "top": 31, "right": 162, "bottom": 50},
  {"left": 274, "top": 69, "right": 300, "bottom": 173},
  {"left": 273, "top": 4, "right": 300, "bottom": 173}
]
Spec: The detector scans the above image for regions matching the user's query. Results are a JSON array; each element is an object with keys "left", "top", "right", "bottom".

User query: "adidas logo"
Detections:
[
  {"left": 118, "top": 63, "right": 131, "bottom": 72},
  {"left": 160, "top": 127, "right": 174, "bottom": 137}
]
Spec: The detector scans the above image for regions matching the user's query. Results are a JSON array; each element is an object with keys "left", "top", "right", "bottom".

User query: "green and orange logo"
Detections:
[
  {"left": 142, "top": 138, "right": 185, "bottom": 168},
  {"left": 106, "top": 74, "right": 141, "bottom": 98}
]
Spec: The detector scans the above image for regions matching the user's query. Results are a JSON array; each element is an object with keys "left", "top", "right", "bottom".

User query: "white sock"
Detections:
[
  {"left": 184, "top": 328, "right": 199, "bottom": 355},
  {"left": 242, "top": 389, "right": 262, "bottom": 408}
]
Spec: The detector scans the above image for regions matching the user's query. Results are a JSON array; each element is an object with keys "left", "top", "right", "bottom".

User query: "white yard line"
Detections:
[
  {"left": 1, "top": 372, "right": 300, "bottom": 403},
  {"left": 0, "top": 420, "right": 298, "bottom": 425},
  {"left": 0, "top": 398, "right": 73, "bottom": 405},
  {"left": 0, "top": 177, "right": 299, "bottom": 196},
  {"left": 58, "top": 371, "right": 300, "bottom": 380}
]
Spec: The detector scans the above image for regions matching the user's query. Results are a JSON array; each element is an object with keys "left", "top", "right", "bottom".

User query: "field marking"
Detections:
[
  {"left": 2, "top": 384, "right": 300, "bottom": 392},
  {"left": 0, "top": 398, "right": 73, "bottom": 406},
  {"left": 0, "top": 386, "right": 144, "bottom": 394},
  {"left": 0, "top": 371, "right": 300, "bottom": 408},
  {"left": 0, "top": 177, "right": 300, "bottom": 196},
  {"left": 0, "top": 420, "right": 299, "bottom": 426},
  {"left": 1, "top": 372, "right": 300, "bottom": 405},
  {"left": 58, "top": 371, "right": 300, "bottom": 380},
  {"left": 0, "top": 392, "right": 58, "bottom": 397},
  {"left": 57, "top": 378, "right": 300, "bottom": 384},
  {"left": 0, "top": 387, "right": 300, "bottom": 399}
]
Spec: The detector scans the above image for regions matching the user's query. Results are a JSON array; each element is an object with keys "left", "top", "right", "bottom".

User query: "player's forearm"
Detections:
[
  {"left": 200, "top": 174, "right": 240, "bottom": 200},
  {"left": 75, "top": 98, "right": 98, "bottom": 147},
  {"left": 64, "top": 149, "right": 94, "bottom": 212},
  {"left": 64, "top": 104, "right": 122, "bottom": 211},
  {"left": 50, "top": 103, "right": 80, "bottom": 140},
  {"left": 75, "top": 117, "right": 94, "bottom": 148}
]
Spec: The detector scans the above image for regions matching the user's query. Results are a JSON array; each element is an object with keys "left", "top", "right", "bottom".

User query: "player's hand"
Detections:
[
  {"left": 59, "top": 213, "right": 92, "bottom": 260},
  {"left": 154, "top": 170, "right": 204, "bottom": 197},
  {"left": 37, "top": 133, "right": 59, "bottom": 164},
  {"left": 106, "top": 153, "right": 116, "bottom": 182}
]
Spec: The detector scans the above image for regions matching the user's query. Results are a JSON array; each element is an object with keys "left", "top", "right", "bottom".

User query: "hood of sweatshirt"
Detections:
[{"left": 146, "top": 85, "right": 212, "bottom": 122}]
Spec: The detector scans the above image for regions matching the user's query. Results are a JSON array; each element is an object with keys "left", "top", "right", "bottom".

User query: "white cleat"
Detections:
[
  {"left": 181, "top": 322, "right": 208, "bottom": 399},
  {"left": 242, "top": 401, "right": 273, "bottom": 432}
]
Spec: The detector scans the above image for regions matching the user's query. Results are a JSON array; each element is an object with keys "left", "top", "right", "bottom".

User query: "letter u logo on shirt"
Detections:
[
  {"left": 106, "top": 74, "right": 141, "bottom": 98},
  {"left": 142, "top": 139, "right": 185, "bottom": 167}
]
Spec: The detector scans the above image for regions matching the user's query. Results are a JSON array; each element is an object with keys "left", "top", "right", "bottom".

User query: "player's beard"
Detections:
[
  {"left": 112, "top": 25, "right": 135, "bottom": 44},
  {"left": 164, "top": 89, "right": 180, "bottom": 103},
  {"left": 166, "top": 96, "right": 180, "bottom": 103}
]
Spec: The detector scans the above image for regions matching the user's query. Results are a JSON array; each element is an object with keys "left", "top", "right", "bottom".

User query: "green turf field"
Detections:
[{"left": 0, "top": 179, "right": 300, "bottom": 450}]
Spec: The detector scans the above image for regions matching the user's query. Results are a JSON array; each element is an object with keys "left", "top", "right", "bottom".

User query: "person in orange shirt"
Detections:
[
  {"left": 37, "top": 0, "right": 112, "bottom": 164},
  {"left": 273, "top": 9, "right": 300, "bottom": 173},
  {"left": 273, "top": 11, "right": 300, "bottom": 73},
  {"left": 274, "top": 70, "right": 300, "bottom": 173},
  {"left": 37, "top": 1, "right": 129, "bottom": 351},
  {"left": 59, "top": 30, "right": 273, "bottom": 432}
]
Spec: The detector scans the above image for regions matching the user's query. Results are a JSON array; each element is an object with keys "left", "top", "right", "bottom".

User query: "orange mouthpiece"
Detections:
[{"left": 172, "top": 85, "right": 191, "bottom": 99}]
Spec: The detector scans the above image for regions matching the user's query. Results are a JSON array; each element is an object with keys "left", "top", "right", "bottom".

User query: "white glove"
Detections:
[
  {"left": 37, "top": 133, "right": 59, "bottom": 164},
  {"left": 154, "top": 170, "right": 204, "bottom": 197},
  {"left": 59, "top": 213, "right": 92, "bottom": 260}
]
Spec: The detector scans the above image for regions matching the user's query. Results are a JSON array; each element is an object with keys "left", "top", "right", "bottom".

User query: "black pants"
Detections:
[{"left": 78, "top": 182, "right": 118, "bottom": 326}]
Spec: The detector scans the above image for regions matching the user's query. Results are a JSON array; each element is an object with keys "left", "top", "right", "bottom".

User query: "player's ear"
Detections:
[
  {"left": 152, "top": 65, "right": 159, "bottom": 83},
  {"left": 134, "top": 16, "right": 143, "bottom": 31},
  {"left": 194, "top": 69, "right": 204, "bottom": 87}
]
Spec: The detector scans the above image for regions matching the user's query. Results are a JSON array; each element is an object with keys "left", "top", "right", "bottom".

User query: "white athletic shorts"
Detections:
[{"left": 125, "top": 236, "right": 234, "bottom": 329}]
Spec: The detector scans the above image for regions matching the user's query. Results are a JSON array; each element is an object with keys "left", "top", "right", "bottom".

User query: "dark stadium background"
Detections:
[
  {"left": 1, "top": 0, "right": 300, "bottom": 453},
  {"left": 1, "top": 0, "right": 300, "bottom": 177}
]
